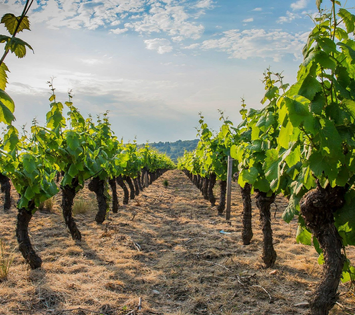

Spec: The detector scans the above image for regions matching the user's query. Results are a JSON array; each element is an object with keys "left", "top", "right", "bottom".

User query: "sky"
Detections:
[{"left": 0, "top": 0, "right": 337, "bottom": 143}]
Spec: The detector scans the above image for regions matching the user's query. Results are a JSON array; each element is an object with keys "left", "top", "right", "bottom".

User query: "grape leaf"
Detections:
[
  {"left": 5, "top": 37, "right": 33, "bottom": 58},
  {"left": 1, "top": 14, "right": 30, "bottom": 35}
]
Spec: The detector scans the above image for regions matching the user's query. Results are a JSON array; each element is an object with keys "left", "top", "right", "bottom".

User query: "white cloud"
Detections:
[
  {"left": 200, "top": 29, "right": 309, "bottom": 61},
  {"left": 291, "top": 0, "right": 309, "bottom": 10},
  {"left": 243, "top": 18, "right": 254, "bottom": 23},
  {"left": 111, "top": 27, "right": 129, "bottom": 34},
  {"left": 277, "top": 11, "right": 301, "bottom": 24},
  {"left": 144, "top": 38, "right": 173, "bottom": 54},
  {"left": 81, "top": 59, "right": 105, "bottom": 65},
  {"left": 195, "top": 0, "right": 214, "bottom": 9},
  {"left": 183, "top": 43, "right": 200, "bottom": 50},
  {"left": 125, "top": 3, "right": 204, "bottom": 40},
  {"left": 9, "top": 0, "right": 207, "bottom": 41},
  {"left": 252, "top": 8, "right": 262, "bottom": 11}
]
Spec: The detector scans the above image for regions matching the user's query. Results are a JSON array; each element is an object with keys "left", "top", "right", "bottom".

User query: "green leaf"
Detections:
[
  {"left": 309, "top": 151, "right": 334, "bottom": 178},
  {"left": 24, "top": 186, "right": 35, "bottom": 201},
  {"left": 315, "top": 51, "right": 336, "bottom": 70},
  {"left": 282, "top": 194, "right": 300, "bottom": 223},
  {"left": 254, "top": 178, "right": 270, "bottom": 193},
  {"left": 23, "top": 154, "right": 37, "bottom": 174},
  {"left": 68, "top": 164, "right": 79, "bottom": 178},
  {"left": 0, "top": 89, "right": 15, "bottom": 112},
  {"left": 338, "top": 9, "right": 355, "bottom": 34},
  {"left": 342, "top": 99, "right": 355, "bottom": 120},
  {"left": 319, "top": 119, "right": 342, "bottom": 157},
  {"left": 285, "top": 145, "right": 301, "bottom": 168},
  {"left": 298, "top": 75, "right": 323, "bottom": 101},
  {"left": 0, "top": 89, "right": 15, "bottom": 124},
  {"left": 251, "top": 125, "right": 260, "bottom": 141},
  {"left": 317, "top": 38, "right": 337, "bottom": 54},
  {"left": 264, "top": 149, "right": 279, "bottom": 182},
  {"left": 1, "top": 14, "right": 30, "bottom": 35},
  {"left": 278, "top": 121, "right": 294, "bottom": 149},
  {"left": 335, "top": 28, "right": 348, "bottom": 41},
  {"left": 3, "top": 125, "right": 19, "bottom": 151},
  {"left": 0, "top": 100, "right": 15, "bottom": 124},
  {"left": 0, "top": 62, "right": 9, "bottom": 90},
  {"left": 5, "top": 37, "right": 33, "bottom": 58},
  {"left": 337, "top": 42, "right": 355, "bottom": 63},
  {"left": 335, "top": 189, "right": 355, "bottom": 246},
  {"left": 296, "top": 225, "right": 312, "bottom": 245},
  {"left": 0, "top": 34, "right": 10, "bottom": 45},
  {"left": 240, "top": 167, "right": 259, "bottom": 185},
  {"left": 285, "top": 96, "right": 313, "bottom": 127},
  {"left": 262, "top": 86, "right": 278, "bottom": 103}
]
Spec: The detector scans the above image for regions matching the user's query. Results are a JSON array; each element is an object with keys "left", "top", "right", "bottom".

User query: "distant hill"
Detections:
[{"left": 148, "top": 139, "right": 199, "bottom": 162}]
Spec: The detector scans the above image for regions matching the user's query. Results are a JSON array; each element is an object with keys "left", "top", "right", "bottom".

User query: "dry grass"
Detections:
[
  {"left": 0, "top": 170, "right": 354, "bottom": 315},
  {"left": 39, "top": 197, "right": 56, "bottom": 212},
  {"left": 72, "top": 196, "right": 96, "bottom": 215},
  {"left": 0, "top": 239, "right": 14, "bottom": 281}
]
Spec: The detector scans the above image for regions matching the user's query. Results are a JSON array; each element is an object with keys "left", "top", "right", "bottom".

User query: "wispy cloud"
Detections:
[
  {"left": 252, "top": 8, "right": 262, "bottom": 12},
  {"left": 277, "top": 11, "right": 301, "bottom": 24},
  {"left": 144, "top": 38, "right": 173, "bottom": 54},
  {"left": 14, "top": 0, "right": 209, "bottom": 42},
  {"left": 200, "top": 29, "right": 309, "bottom": 61},
  {"left": 290, "top": 0, "right": 309, "bottom": 10},
  {"left": 195, "top": 0, "right": 214, "bottom": 9},
  {"left": 183, "top": 43, "right": 200, "bottom": 50},
  {"left": 243, "top": 18, "right": 254, "bottom": 23}
]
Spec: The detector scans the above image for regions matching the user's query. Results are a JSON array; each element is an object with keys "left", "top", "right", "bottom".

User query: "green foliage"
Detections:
[{"left": 179, "top": 1, "right": 355, "bottom": 284}]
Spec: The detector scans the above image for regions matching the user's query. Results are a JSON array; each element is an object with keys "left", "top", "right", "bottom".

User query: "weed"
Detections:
[
  {"left": 39, "top": 197, "right": 55, "bottom": 212},
  {"left": 73, "top": 197, "right": 95, "bottom": 215},
  {"left": 163, "top": 179, "right": 169, "bottom": 188},
  {"left": 0, "top": 239, "right": 14, "bottom": 281}
]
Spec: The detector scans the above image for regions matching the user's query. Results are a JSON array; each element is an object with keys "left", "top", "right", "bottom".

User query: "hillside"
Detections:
[{"left": 148, "top": 139, "right": 199, "bottom": 162}]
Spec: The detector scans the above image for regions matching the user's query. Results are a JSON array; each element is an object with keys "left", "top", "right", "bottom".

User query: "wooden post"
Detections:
[{"left": 226, "top": 155, "right": 233, "bottom": 221}]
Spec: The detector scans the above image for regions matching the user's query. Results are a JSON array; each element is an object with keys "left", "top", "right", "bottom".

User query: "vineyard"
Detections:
[
  {"left": 1, "top": 0, "right": 355, "bottom": 314},
  {"left": 0, "top": 170, "right": 353, "bottom": 315}
]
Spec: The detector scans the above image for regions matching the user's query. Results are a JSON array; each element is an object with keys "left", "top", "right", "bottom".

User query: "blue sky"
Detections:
[{"left": 0, "top": 0, "right": 332, "bottom": 142}]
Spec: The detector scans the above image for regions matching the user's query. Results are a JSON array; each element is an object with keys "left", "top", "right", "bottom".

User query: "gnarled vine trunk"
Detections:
[
  {"left": 133, "top": 177, "right": 140, "bottom": 196},
  {"left": 108, "top": 177, "right": 119, "bottom": 213},
  {"left": 217, "top": 180, "right": 227, "bottom": 215},
  {"left": 300, "top": 185, "right": 346, "bottom": 315},
  {"left": 141, "top": 168, "right": 148, "bottom": 188},
  {"left": 241, "top": 183, "right": 253, "bottom": 245},
  {"left": 0, "top": 174, "right": 11, "bottom": 210},
  {"left": 116, "top": 175, "right": 129, "bottom": 204},
  {"left": 208, "top": 173, "right": 216, "bottom": 206},
  {"left": 202, "top": 177, "right": 209, "bottom": 200},
  {"left": 255, "top": 191, "right": 276, "bottom": 268},
  {"left": 89, "top": 177, "right": 109, "bottom": 224},
  {"left": 61, "top": 180, "right": 81, "bottom": 241},
  {"left": 16, "top": 201, "right": 42, "bottom": 269},
  {"left": 137, "top": 173, "right": 144, "bottom": 191},
  {"left": 124, "top": 176, "right": 135, "bottom": 200}
]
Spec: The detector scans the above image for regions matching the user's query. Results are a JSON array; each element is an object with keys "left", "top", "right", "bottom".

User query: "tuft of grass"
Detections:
[
  {"left": 73, "top": 197, "right": 95, "bottom": 215},
  {"left": 163, "top": 179, "right": 169, "bottom": 188},
  {"left": 0, "top": 239, "right": 14, "bottom": 281},
  {"left": 39, "top": 197, "right": 55, "bottom": 212}
]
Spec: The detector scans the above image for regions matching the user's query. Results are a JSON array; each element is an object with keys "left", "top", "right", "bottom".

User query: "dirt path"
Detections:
[{"left": 0, "top": 170, "right": 354, "bottom": 314}]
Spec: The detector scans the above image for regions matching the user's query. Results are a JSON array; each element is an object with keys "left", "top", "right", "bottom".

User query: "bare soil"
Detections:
[{"left": 0, "top": 169, "right": 354, "bottom": 315}]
